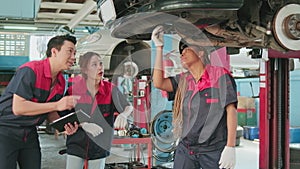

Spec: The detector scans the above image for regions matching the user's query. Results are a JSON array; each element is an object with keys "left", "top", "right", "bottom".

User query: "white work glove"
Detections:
[
  {"left": 151, "top": 25, "right": 164, "bottom": 47},
  {"left": 81, "top": 122, "right": 103, "bottom": 137},
  {"left": 114, "top": 106, "right": 133, "bottom": 129},
  {"left": 219, "top": 146, "right": 236, "bottom": 169}
]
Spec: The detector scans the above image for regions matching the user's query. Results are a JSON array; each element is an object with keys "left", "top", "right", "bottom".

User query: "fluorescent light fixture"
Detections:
[{"left": 3, "top": 26, "right": 38, "bottom": 30}]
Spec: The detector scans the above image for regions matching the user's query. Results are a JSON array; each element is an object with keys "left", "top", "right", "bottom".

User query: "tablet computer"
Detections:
[{"left": 50, "top": 109, "right": 90, "bottom": 132}]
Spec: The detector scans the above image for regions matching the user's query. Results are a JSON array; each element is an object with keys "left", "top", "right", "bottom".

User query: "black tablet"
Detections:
[{"left": 50, "top": 109, "right": 90, "bottom": 132}]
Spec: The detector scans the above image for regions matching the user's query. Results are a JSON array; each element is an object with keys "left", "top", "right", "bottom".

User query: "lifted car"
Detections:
[{"left": 96, "top": 0, "right": 300, "bottom": 51}]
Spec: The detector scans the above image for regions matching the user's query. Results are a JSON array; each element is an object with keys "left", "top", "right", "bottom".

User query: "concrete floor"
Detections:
[
  {"left": 39, "top": 132, "right": 66, "bottom": 169},
  {"left": 37, "top": 132, "right": 260, "bottom": 169}
]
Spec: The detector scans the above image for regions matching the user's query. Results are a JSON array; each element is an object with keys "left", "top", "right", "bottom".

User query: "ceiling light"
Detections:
[{"left": 3, "top": 26, "right": 38, "bottom": 30}]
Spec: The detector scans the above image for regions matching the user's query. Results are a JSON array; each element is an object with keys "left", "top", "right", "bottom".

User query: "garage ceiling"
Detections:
[{"left": 0, "top": 0, "right": 102, "bottom": 34}]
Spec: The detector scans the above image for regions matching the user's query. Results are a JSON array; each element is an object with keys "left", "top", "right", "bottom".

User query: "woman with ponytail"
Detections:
[{"left": 151, "top": 26, "right": 238, "bottom": 169}]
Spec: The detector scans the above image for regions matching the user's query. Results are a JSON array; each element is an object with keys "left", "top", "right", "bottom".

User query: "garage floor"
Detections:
[{"left": 38, "top": 132, "right": 259, "bottom": 169}]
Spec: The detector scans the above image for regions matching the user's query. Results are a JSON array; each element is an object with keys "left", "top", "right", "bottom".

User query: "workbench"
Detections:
[{"left": 112, "top": 137, "right": 152, "bottom": 169}]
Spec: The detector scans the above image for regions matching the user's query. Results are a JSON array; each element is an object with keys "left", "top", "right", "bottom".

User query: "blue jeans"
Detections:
[{"left": 66, "top": 154, "right": 106, "bottom": 169}]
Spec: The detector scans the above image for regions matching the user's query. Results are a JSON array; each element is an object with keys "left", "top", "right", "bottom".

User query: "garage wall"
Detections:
[
  {"left": 0, "top": 0, "right": 40, "bottom": 19},
  {"left": 290, "top": 70, "right": 300, "bottom": 127},
  {"left": 235, "top": 70, "right": 300, "bottom": 127},
  {"left": 0, "top": 33, "right": 30, "bottom": 71}
]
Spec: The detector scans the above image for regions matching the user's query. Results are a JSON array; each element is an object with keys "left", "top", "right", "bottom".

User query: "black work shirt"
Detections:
[{"left": 0, "top": 58, "right": 65, "bottom": 128}]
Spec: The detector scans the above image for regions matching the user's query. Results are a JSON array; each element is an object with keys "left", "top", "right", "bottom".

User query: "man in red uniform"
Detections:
[{"left": 0, "top": 35, "right": 80, "bottom": 169}]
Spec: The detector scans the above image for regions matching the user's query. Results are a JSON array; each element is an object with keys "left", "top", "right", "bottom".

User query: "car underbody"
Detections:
[{"left": 97, "top": 0, "right": 300, "bottom": 52}]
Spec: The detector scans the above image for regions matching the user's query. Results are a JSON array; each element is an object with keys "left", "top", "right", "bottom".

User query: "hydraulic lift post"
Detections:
[{"left": 259, "top": 49, "right": 300, "bottom": 169}]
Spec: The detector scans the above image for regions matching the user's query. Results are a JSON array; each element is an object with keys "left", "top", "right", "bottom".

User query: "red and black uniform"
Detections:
[
  {"left": 0, "top": 58, "right": 66, "bottom": 169},
  {"left": 168, "top": 65, "right": 238, "bottom": 169},
  {"left": 63, "top": 76, "right": 130, "bottom": 160}
]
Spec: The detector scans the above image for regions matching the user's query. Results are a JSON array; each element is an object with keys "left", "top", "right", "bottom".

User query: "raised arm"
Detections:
[{"left": 152, "top": 26, "right": 173, "bottom": 92}]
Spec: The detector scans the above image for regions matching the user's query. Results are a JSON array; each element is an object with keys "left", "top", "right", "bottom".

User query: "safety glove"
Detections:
[
  {"left": 114, "top": 106, "right": 133, "bottom": 129},
  {"left": 151, "top": 25, "right": 164, "bottom": 47},
  {"left": 81, "top": 122, "right": 103, "bottom": 137},
  {"left": 219, "top": 146, "right": 236, "bottom": 169}
]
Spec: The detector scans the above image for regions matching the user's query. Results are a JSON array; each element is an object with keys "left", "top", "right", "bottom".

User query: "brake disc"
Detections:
[{"left": 273, "top": 3, "right": 300, "bottom": 50}]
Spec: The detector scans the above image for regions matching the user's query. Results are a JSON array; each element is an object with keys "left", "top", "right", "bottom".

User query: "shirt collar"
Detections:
[
  {"left": 44, "top": 58, "right": 52, "bottom": 79},
  {"left": 72, "top": 77, "right": 107, "bottom": 96},
  {"left": 185, "top": 64, "right": 211, "bottom": 82},
  {"left": 97, "top": 80, "right": 106, "bottom": 95},
  {"left": 44, "top": 58, "right": 64, "bottom": 84}
]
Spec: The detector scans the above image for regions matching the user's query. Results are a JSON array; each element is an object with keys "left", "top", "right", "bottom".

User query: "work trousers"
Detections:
[
  {"left": 0, "top": 126, "right": 41, "bottom": 169},
  {"left": 173, "top": 142, "right": 223, "bottom": 169}
]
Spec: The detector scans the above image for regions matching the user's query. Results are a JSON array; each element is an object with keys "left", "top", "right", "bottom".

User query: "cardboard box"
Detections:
[
  {"left": 237, "top": 96, "right": 255, "bottom": 109},
  {"left": 237, "top": 108, "right": 257, "bottom": 126}
]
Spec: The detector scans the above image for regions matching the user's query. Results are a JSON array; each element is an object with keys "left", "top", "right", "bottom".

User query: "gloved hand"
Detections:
[
  {"left": 151, "top": 25, "right": 164, "bottom": 47},
  {"left": 219, "top": 146, "right": 236, "bottom": 169},
  {"left": 114, "top": 106, "right": 133, "bottom": 129},
  {"left": 81, "top": 122, "right": 103, "bottom": 137}
]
